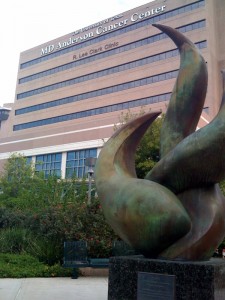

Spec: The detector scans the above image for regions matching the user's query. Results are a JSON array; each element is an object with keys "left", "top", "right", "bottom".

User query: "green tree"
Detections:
[
  {"left": 219, "top": 180, "right": 225, "bottom": 196},
  {"left": 0, "top": 154, "right": 35, "bottom": 200},
  {"left": 114, "top": 109, "right": 164, "bottom": 178},
  {"left": 135, "top": 116, "right": 163, "bottom": 178},
  {"left": 0, "top": 154, "right": 86, "bottom": 209}
]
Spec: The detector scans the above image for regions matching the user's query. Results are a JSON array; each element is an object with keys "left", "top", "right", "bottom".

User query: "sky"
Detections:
[{"left": 0, "top": 0, "right": 155, "bottom": 107}]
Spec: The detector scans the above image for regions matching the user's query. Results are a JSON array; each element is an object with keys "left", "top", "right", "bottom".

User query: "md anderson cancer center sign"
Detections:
[{"left": 41, "top": 5, "right": 166, "bottom": 56}]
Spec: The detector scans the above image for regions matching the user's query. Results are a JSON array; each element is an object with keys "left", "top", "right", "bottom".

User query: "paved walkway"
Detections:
[{"left": 0, "top": 277, "right": 108, "bottom": 300}]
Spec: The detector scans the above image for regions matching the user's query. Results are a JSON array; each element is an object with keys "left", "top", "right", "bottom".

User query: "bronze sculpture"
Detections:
[{"left": 95, "top": 24, "right": 225, "bottom": 261}]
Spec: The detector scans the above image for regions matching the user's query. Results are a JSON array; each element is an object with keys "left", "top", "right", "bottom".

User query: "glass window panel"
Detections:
[
  {"left": 55, "top": 170, "right": 61, "bottom": 178},
  {"left": 67, "top": 161, "right": 74, "bottom": 168},
  {"left": 147, "top": 77, "right": 153, "bottom": 84},
  {"left": 106, "top": 106, "right": 112, "bottom": 113},
  {"left": 134, "top": 80, "right": 140, "bottom": 87},
  {"left": 26, "top": 157, "right": 32, "bottom": 165},
  {"left": 139, "top": 99, "right": 146, "bottom": 106},
  {"left": 179, "top": 7, "right": 185, "bottom": 13},
  {"left": 85, "top": 149, "right": 90, "bottom": 157},
  {"left": 79, "top": 159, "right": 84, "bottom": 166},
  {"left": 80, "top": 151, "right": 85, "bottom": 158},
  {"left": 159, "top": 53, "right": 166, "bottom": 60},
  {"left": 166, "top": 72, "right": 172, "bottom": 79},
  {"left": 66, "top": 169, "right": 72, "bottom": 178},
  {"left": 152, "top": 76, "right": 158, "bottom": 83},
  {"left": 78, "top": 167, "right": 83, "bottom": 178},
  {"left": 55, "top": 153, "right": 62, "bottom": 161},
  {"left": 128, "top": 101, "right": 135, "bottom": 108},
  {"left": 36, "top": 155, "right": 43, "bottom": 162},
  {"left": 152, "top": 55, "right": 158, "bottom": 62},
  {"left": 152, "top": 96, "right": 158, "bottom": 103},
  {"left": 166, "top": 51, "right": 173, "bottom": 58},
  {"left": 55, "top": 162, "right": 61, "bottom": 169},
  {"left": 35, "top": 164, "right": 42, "bottom": 171},
  {"left": 159, "top": 74, "right": 165, "bottom": 81},
  {"left": 141, "top": 78, "right": 147, "bottom": 86}
]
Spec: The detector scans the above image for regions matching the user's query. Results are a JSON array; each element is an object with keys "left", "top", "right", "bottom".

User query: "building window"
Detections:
[
  {"left": 26, "top": 156, "right": 32, "bottom": 165},
  {"left": 66, "top": 148, "right": 97, "bottom": 178},
  {"left": 35, "top": 153, "right": 62, "bottom": 178}
]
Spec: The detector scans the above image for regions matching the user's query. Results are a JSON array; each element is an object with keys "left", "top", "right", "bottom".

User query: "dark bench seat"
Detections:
[
  {"left": 63, "top": 240, "right": 90, "bottom": 278},
  {"left": 89, "top": 258, "right": 109, "bottom": 268},
  {"left": 63, "top": 240, "right": 140, "bottom": 278}
]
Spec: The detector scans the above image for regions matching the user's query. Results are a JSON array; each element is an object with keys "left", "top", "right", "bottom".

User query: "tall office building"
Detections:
[{"left": 0, "top": 0, "right": 224, "bottom": 178}]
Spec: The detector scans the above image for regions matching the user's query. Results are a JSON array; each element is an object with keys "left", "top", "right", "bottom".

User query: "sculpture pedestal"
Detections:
[{"left": 108, "top": 256, "right": 225, "bottom": 300}]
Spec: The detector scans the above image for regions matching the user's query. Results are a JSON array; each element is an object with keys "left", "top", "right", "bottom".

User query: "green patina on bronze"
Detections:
[
  {"left": 153, "top": 24, "right": 208, "bottom": 158},
  {"left": 146, "top": 71, "right": 225, "bottom": 193},
  {"left": 159, "top": 185, "right": 225, "bottom": 260},
  {"left": 95, "top": 112, "right": 191, "bottom": 258},
  {"left": 95, "top": 24, "right": 225, "bottom": 261}
]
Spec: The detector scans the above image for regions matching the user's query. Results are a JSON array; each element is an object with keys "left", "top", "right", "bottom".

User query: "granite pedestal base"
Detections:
[{"left": 108, "top": 256, "right": 225, "bottom": 300}]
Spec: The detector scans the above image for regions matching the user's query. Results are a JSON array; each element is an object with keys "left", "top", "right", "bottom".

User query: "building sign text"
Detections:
[{"left": 41, "top": 5, "right": 166, "bottom": 56}]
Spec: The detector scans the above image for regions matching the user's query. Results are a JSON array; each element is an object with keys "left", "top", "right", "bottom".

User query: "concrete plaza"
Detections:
[{"left": 0, "top": 277, "right": 108, "bottom": 300}]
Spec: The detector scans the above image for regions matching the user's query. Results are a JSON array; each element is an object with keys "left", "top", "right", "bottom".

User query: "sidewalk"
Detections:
[{"left": 0, "top": 277, "right": 108, "bottom": 300}]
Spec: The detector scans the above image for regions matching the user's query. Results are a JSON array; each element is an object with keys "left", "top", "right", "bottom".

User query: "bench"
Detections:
[
  {"left": 63, "top": 240, "right": 90, "bottom": 278},
  {"left": 63, "top": 240, "right": 138, "bottom": 278},
  {"left": 112, "top": 240, "right": 137, "bottom": 256}
]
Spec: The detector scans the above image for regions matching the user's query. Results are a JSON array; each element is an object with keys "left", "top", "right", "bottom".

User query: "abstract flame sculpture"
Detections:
[{"left": 95, "top": 24, "right": 225, "bottom": 261}]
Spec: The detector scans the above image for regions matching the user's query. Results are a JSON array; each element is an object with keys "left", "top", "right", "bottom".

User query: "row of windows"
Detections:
[
  {"left": 18, "top": 46, "right": 179, "bottom": 100},
  {"left": 32, "top": 149, "right": 97, "bottom": 178},
  {"left": 13, "top": 90, "right": 172, "bottom": 131},
  {"left": 16, "top": 68, "right": 180, "bottom": 117},
  {"left": 35, "top": 153, "right": 62, "bottom": 178},
  {"left": 36, "top": 153, "right": 62, "bottom": 163},
  {"left": 19, "top": 19, "right": 206, "bottom": 85},
  {"left": 20, "top": 0, "right": 205, "bottom": 69},
  {"left": 17, "top": 38, "right": 206, "bottom": 102},
  {"left": 66, "top": 148, "right": 97, "bottom": 178},
  {"left": 15, "top": 67, "right": 179, "bottom": 121},
  {"left": 16, "top": 37, "right": 207, "bottom": 116}
]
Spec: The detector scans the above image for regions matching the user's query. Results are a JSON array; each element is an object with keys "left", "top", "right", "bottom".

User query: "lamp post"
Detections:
[{"left": 85, "top": 157, "right": 97, "bottom": 205}]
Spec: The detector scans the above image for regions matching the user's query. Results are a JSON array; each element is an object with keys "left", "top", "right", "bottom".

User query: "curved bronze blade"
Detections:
[
  {"left": 146, "top": 72, "right": 225, "bottom": 194},
  {"left": 153, "top": 24, "right": 208, "bottom": 157},
  {"left": 159, "top": 185, "right": 225, "bottom": 260},
  {"left": 95, "top": 112, "right": 191, "bottom": 257}
]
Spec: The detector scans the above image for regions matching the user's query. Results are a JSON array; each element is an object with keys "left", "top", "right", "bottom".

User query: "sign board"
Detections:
[{"left": 137, "top": 272, "right": 176, "bottom": 300}]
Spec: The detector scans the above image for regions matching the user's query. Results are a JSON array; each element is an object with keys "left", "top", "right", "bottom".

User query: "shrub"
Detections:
[
  {"left": 0, "top": 207, "right": 26, "bottom": 229},
  {"left": 0, "top": 154, "right": 118, "bottom": 262},
  {"left": 0, "top": 197, "right": 118, "bottom": 262},
  {"left": 0, "top": 228, "right": 32, "bottom": 253},
  {"left": 0, "top": 253, "right": 72, "bottom": 278},
  {"left": 26, "top": 236, "right": 63, "bottom": 265}
]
